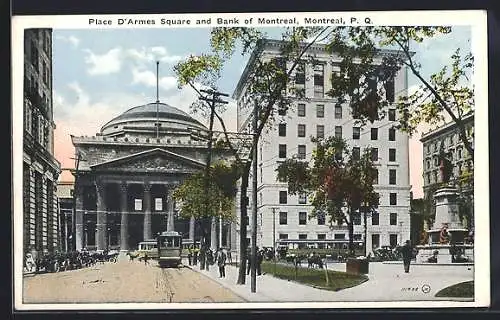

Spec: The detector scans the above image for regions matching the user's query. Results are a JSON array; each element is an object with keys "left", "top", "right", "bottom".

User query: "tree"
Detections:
[
  {"left": 173, "top": 161, "right": 238, "bottom": 268},
  {"left": 326, "top": 27, "right": 474, "bottom": 161},
  {"left": 175, "top": 26, "right": 333, "bottom": 284},
  {"left": 276, "top": 136, "right": 379, "bottom": 257}
]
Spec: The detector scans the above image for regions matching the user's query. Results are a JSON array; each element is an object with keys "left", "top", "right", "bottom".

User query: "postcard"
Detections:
[{"left": 12, "top": 10, "right": 489, "bottom": 310}]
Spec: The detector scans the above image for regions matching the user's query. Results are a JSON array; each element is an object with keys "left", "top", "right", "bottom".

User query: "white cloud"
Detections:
[
  {"left": 55, "top": 35, "right": 80, "bottom": 48},
  {"left": 84, "top": 47, "right": 123, "bottom": 75},
  {"left": 126, "top": 46, "right": 185, "bottom": 66},
  {"left": 131, "top": 68, "right": 178, "bottom": 91}
]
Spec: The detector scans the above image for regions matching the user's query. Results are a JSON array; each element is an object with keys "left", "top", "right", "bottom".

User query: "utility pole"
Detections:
[
  {"left": 271, "top": 206, "right": 279, "bottom": 275},
  {"left": 251, "top": 100, "right": 258, "bottom": 293},
  {"left": 198, "top": 88, "right": 228, "bottom": 269},
  {"left": 70, "top": 151, "right": 85, "bottom": 251}
]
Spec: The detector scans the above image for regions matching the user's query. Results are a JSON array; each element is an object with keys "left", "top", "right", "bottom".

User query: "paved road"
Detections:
[{"left": 23, "top": 258, "right": 245, "bottom": 304}]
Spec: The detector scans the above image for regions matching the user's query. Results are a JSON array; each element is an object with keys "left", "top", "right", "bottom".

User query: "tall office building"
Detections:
[
  {"left": 23, "top": 29, "right": 61, "bottom": 257},
  {"left": 233, "top": 39, "right": 411, "bottom": 255}
]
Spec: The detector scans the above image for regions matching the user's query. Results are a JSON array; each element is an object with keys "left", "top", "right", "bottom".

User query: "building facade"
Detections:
[
  {"left": 23, "top": 28, "right": 61, "bottom": 257},
  {"left": 233, "top": 40, "right": 412, "bottom": 255},
  {"left": 56, "top": 181, "right": 74, "bottom": 253},
  {"left": 69, "top": 102, "right": 239, "bottom": 252},
  {"left": 420, "top": 113, "right": 474, "bottom": 229}
]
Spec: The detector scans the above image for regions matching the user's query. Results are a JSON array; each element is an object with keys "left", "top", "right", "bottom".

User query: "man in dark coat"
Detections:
[{"left": 401, "top": 240, "right": 413, "bottom": 273}]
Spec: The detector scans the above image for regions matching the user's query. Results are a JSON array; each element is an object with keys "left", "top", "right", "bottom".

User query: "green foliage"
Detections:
[
  {"left": 276, "top": 137, "right": 379, "bottom": 242},
  {"left": 435, "top": 281, "right": 474, "bottom": 298},
  {"left": 173, "top": 161, "right": 238, "bottom": 222},
  {"left": 261, "top": 261, "right": 368, "bottom": 291}
]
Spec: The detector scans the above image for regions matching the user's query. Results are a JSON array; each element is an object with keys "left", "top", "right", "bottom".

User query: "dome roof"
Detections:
[{"left": 100, "top": 102, "right": 207, "bottom": 135}]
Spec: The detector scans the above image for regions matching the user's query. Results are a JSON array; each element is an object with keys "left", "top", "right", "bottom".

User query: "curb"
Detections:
[{"left": 184, "top": 264, "right": 250, "bottom": 302}]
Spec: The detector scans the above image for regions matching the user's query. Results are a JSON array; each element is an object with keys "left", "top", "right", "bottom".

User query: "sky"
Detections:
[{"left": 51, "top": 26, "right": 472, "bottom": 198}]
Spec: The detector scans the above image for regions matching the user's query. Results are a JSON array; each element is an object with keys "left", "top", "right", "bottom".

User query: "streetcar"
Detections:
[
  {"left": 136, "top": 240, "right": 159, "bottom": 259},
  {"left": 157, "top": 231, "right": 183, "bottom": 268}
]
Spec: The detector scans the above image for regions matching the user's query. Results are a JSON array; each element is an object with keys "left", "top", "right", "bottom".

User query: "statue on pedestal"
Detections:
[{"left": 438, "top": 141, "right": 453, "bottom": 184}]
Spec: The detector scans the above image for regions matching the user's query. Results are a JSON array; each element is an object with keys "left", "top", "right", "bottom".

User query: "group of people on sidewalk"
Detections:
[
  {"left": 246, "top": 247, "right": 264, "bottom": 276},
  {"left": 187, "top": 246, "right": 231, "bottom": 278}
]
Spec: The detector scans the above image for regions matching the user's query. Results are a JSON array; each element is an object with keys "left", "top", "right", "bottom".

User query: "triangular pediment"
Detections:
[{"left": 90, "top": 148, "right": 205, "bottom": 173}]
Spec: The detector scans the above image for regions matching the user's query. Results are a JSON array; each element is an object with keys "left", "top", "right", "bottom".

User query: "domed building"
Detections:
[{"left": 69, "top": 101, "right": 240, "bottom": 252}]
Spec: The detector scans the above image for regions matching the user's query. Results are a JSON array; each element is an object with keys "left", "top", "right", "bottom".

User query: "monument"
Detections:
[{"left": 415, "top": 146, "right": 474, "bottom": 264}]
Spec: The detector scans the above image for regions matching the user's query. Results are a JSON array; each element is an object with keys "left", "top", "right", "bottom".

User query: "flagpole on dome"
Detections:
[{"left": 156, "top": 60, "right": 160, "bottom": 139}]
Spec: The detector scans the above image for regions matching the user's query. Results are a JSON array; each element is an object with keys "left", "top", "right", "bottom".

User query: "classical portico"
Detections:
[{"left": 69, "top": 102, "right": 240, "bottom": 251}]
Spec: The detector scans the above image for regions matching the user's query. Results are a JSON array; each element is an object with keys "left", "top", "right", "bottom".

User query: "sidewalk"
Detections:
[{"left": 184, "top": 258, "right": 474, "bottom": 303}]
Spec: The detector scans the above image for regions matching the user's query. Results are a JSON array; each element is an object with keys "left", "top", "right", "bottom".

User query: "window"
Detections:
[
  {"left": 279, "top": 233, "right": 288, "bottom": 239},
  {"left": 298, "top": 192, "right": 307, "bottom": 204},
  {"left": 317, "top": 234, "right": 326, "bottom": 240},
  {"left": 278, "top": 123, "right": 286, "bottom": 136},
  {"left": 372, "top": 234, "right": 380, "bottom": 249},
  {"left": 389, "top": 169, "right": 397, "bottom": 185},
  {"left": 385, "top": 79, "right": 395, "bottom": 102},
  {"left": 298, "top": 124, "right": 306, "bottom": 137},
  {"left": 298, "top": 103, "right": 306, "bottom": 117},
  {"left": 353, "top": 127, "right": 360, "bottom": 139},
  {"left": 388, "top": 109, "right": 396, "bottom": 121},
  {"left": 279, "top": 191, "right": 288, "bottom": 204},
  {"left": 278, "top": 106, "right": 286, "bottom": 116},
  {"left": 353, "top": 212, "right": 361, "bottom": 225},
  {"left": 317, "top": 125, "right": 324, "bottom": 139},
  {"left": 371, "top": 128, "right": 378, "bottom": 140},
  {"left": 279, "top": 212, "right": 288, "bottom": 225},
  {"left": 390, "top": 193, "right": 397, "bottom": 205},
  {"left": 317, "top": 213, "right": 325, "bottom": 225},
  {"left": 134, "top": 199, "right": 142, "bottom": 211},
  {"left": 390, "top": 212, "right": 398, "bottom": 225},
  {"left": 155, "top": 198, "right": 163, "bottom": 211},
  {"left": 353, "top": 234, "right": 362, "bottom": 241},
  {"left": 299, "top": 212, "right": 307, "bottom": 225},
  {"left": 390, "top": 234, "right": 398, "bottom": 248},
  {"left": 373, "top": 169, "right": 379, "bottom": 184},
  {"left": 389, "top": 128, "right": 396, "bottom": 141},
  {"left": 295, "top": 63, "right": 305, "bottom": 85},
  {"left": 335, "top": 104, "right": 342, "bottom": 119},
  {"left": 371, "top": 148, "right": 379, "bottom": 162},
  {"left": 389, "top": 148, "right": 396, "bottom": 162},
  {"left": 334, "top": 233, "right": 346, "bottom": 240},
  {"left": 298, "top": 145, "right": 306, "bottom": 159},
  {"left": 352, "top": 147, "right": 360, "bottom": 160},
  {"left": 299, "top": 234, "right": 307, "bottom": 239},
  {"left": 335, "top": 126, "right": 342, "bottom": 138},
  {"left": 316, "top": 104, "right": 324, "bottom": 118},
  {"left": 314, "top": 64, "right": 324, "bottom": 98},
  {"left": 372, "top": 212, "right": 379, "bottom": 225},
  {"left": 279, "top": 144, "right": 287, "bottom": 158}
]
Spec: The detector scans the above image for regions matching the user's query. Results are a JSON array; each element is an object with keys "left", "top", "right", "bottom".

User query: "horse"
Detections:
[{"left": 126, "top": 252, "right": 139, "bottom": 262}]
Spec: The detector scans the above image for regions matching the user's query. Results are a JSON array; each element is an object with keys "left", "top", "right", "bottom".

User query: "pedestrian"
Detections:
[
  {"left": 226, "top": 249, "right": 232, "bottom": 264},
  {"left": 216, "top": 248, "right": 227, "bottom": 278},
  {"left": 246, "top": 248, "right": 252, "bottom": 275},
  {"left": 193, "top": 248, "right": 198, "bottom": 266},
  {"left": 401, "top": 240, "right": 413, "bottom": 273},
  {"left": 257, "top": 249, "right": 263, "bottom": 275},
  {"left": 144, "top": 253, "right": 149, "bottom": 265},
  {"left": 187, "top": 246, "right": 193, "bottom": 266}
]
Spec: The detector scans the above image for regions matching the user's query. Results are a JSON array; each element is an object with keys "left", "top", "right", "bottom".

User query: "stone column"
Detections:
[
  {"left": 143, "top": 183, "right": 152, "bottom": 240},
  {"left": 96, "top": 182, "right": 107, "bottom": 251},
  {"left": 226, "top": 221, "right": 231, "bottom": 249},
  {"left": 119, "top": 182, "right": 129, "bottom": 251},
  {"left": 189, "top": 216, "right": 195, "bottom": 241},
  {"left": 166, "top": 188, "right": 175, "bottom": 232},
  {"left": 210, "top": 216, "right": 217, "bottom": 251},
  {"left": 75, "top": 186, "right": 84, "bottom": 251}
]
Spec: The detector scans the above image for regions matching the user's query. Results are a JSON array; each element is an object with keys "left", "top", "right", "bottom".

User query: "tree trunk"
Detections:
[
  {"left": 348, "top": 210, "right": 355, "bottom": 257},
  {"left": 237, "top": 164, "right": 251, "bottom": 285}
]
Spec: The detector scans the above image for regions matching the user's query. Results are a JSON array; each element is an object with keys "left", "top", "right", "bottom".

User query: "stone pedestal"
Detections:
[
  {"left": 166, "top": 189, "right": 175, "bottom": 232},
  {"left": 416, "top": 186, "right": 473, "bottom": 264},
  {"left": 143, "top": 184, "right": 152, "bottom": 240}
]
